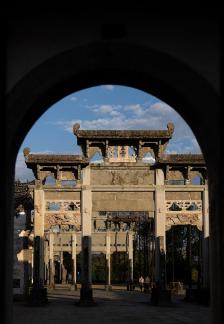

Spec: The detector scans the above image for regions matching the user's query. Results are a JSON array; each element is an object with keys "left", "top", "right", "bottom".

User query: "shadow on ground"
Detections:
[{"left": 13, "top": 288, "right": 211, "bottom": 324}]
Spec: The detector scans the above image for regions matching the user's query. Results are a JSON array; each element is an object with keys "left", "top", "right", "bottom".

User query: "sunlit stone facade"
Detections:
[{"left": 14, "top": 123, "right": 209, "bottom": 300}]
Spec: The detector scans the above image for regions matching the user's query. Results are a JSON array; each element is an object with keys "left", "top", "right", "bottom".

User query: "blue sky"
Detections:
[{"left": 15, "top": 85, "right": 201, "bottom": 181}]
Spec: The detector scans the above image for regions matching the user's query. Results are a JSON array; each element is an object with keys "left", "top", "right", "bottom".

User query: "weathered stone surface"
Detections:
[
  {"left": 157, "top": 154, "right": 205, "bottom": 164},
  {"left": 45, "top": 212, "right": 80, "bottom": 226},
  {"left": 165, "top": 191, "right": 202, "bottom": 200},
  {"left": 91, "top": 168, "right": 154, "bottom": 185},
  {"left": 74, "top": 124, "right": 173, "bottom": 139},
  {"left": 92, "top": 191, "right": 154, "bottom": 211},
  {"left": 45, "top": 191, "right": 81, "bottom": 200},
  {"left": 25, "top": 153, "right": 88, "bottom": 164}
]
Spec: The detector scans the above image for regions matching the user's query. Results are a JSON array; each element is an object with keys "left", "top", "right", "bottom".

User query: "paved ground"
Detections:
[{"left": 13, "top": 285, "right": 211, "bottom": 324}]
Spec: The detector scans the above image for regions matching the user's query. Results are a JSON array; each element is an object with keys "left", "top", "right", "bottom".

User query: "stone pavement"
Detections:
[{"left": 13, "top": 285, "right": 211, "bottom": 324}]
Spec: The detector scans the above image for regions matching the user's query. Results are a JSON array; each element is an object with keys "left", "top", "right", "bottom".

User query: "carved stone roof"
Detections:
[
  {"left": 24, "top": 150, "right": 89, "bottom": 165},
  {"left": 73, "top": 122, "right": 174, "bottom": 140},
  {"left": 157, "top": 154, "right": 205, "bottom": 165}
]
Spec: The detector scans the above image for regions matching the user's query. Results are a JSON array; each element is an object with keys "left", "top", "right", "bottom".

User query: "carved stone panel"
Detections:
[
  {"left": 165, "top": 199, "right": 202, "bottom": 230},
  {"left": 166, "top": 213, "right": 202, "bottom": 230},
  {"left": 45, "top": 212, "right": 80, "bottom": 228},
  {"left": 166, "top": 200, "right": 202, "bottom": 211},
  {"left": 44, "top": 200, "right": 81, "bottom": 231}
]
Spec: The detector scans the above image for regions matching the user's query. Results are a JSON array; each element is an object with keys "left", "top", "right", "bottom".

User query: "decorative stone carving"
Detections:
[
  {"left": 167, "top": 122, "right": 175, "bottom": 135},
  {"left": 166, "top": 213, "right": 200, "bottom": 225},
  {"left": 166, "top": 200, "right": 202, "bottom": 230},
  {"left": 109, "top": 146, "right": 136, "bottom": 162},
  {"left": 45, "top": 212, "right": 80, "bottom": 227},
  {"left": 73, "top": 123, "right": 80, "bottom": 135},
  {"left": 23, "top": 147, "right": 31, "bottom": 157},
  {"left": 110, "top": 169, "right": 151, "bottom": 185},
  {"left": 111, "top": 171, "right": 121, "bottom": 185},
  {"left": 166, "top": 200, "right": 202, "bottom": 211}
]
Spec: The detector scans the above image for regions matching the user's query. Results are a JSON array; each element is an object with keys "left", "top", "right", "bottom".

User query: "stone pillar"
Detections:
[
  {"left": 202, "top": 186, "right": 210, "bottom": 289},
  {"left": 154, "top": 169, "right": 166, "bottom": 285},
  {"left": 105, "top": 140, "right": 109, "bottom": 162},
  {"left": 71, "top": 234, "right": 77, "bottom": 290},
  {"left": 60, "top": 251, "right": 65, "bottom": 283},
  {"left": 151, "top": 170, "right": 172, "bottom": 306},
  {"left": 33, "top": 236, "right": 44, "bottom": 288},
  {"left": 184, "top": 166, "right": 191, "bottom": 185},
  {"left": 126, "top": 231, "right": 134, "bottom": 291},
  {"left": 44, "top": 239, "right": 49, "bottom": 285},
  {"left": 105, "top": 232, "right": 112, "bottom": 290},
  {"left": 29, "top": 189, "right": 47, "bottom": 305},
  {"left": 49, "top": 233, "right": 55, "bottom": 288},
  {"left": 56, "top": 164, "right": 61, "bottom": 187},
  {"left": 29, "top": 236, "right": 47, "bottom": 305},
  {"left": 128, "top": 232, "right": 134, "bottom": 285},
  {"left": 137, "top": 140, "right": 143, "bottom": 161},
  {"left": 34, "top": 189, "right": 45, "bottom": 238},
  {"left": 79, "top": 166, "right": 94, "bottom": 304}
]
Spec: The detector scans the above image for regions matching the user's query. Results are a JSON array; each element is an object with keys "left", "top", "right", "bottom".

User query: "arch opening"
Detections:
[
  {"left": 13, "top": 82, "right": 210, "bottom": 311},
  {"left": 7, "top": 40, "right": 220, "bottom": 324}
]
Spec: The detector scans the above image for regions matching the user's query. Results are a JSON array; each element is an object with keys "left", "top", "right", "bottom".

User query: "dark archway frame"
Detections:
[{"left": 5, "top": 42, "right": 221, "bottom": 322}]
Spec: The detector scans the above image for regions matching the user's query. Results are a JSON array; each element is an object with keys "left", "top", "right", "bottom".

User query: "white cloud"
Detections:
[
  {"left": 110, "top": 110, "right": 122, "bottom": 117},
  {"left": 93, "top": 105, "right": 114, "bottom": 114},
  {"left": 150, "top": 102, "right": 173, "bottom": 114},
  {"left": 70, "top": 96, "right": 77, "bottom": 101},
  {"left": 60, "top": 115, "right": 164, "bottom": 132},
  {"left": 92, "top": 104, "right": 123, "bottom": 117},
  {"left": 124, "top": 104, "right": 145, "bottom": 117},
  {"left": 102, "top": 85, "right": 114, "bottom": 91},
  {"left": 53, "top": 100, "right": 202, "bottom": 155}
]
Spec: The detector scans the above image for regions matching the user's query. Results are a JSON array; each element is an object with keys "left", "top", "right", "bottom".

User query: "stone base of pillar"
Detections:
[
  {"left": 150, "top": 288, "right": 172, "bottom": 306},
  {"left": 48, "top": 282, "right": 55, "bottom": 290},
  {"left": 77, "top": 286, "right": 95, "bottom": 306},
  {"left": 28, "top": 287, "right": 48, "bottom": 306},
  {"left": 126, "top": 281, "right": 134, "bottom": 291},
  {"left": 105, "top": 284, "right": 112, "bottom": 291},
  {"left": 70, "top": 283, "right": 78, "bottom": 291}
]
